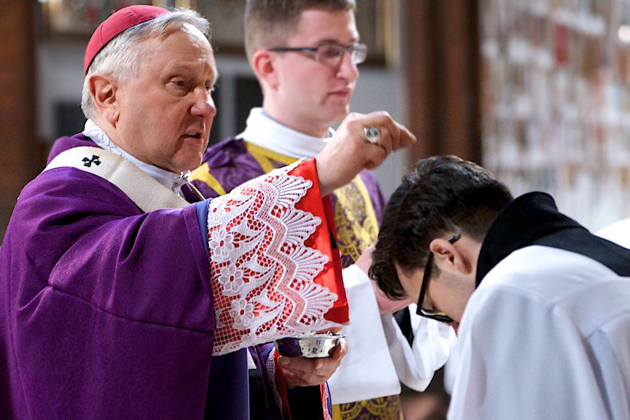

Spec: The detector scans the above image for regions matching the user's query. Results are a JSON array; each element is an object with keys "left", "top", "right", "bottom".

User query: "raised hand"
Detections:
[{"left": 316, "top": 111, "right": 416, "bottom": 196}]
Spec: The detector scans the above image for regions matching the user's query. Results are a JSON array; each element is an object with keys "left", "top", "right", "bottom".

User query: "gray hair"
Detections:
[{"left": 81, "top": 8, "right": 210, "bottom": 120}]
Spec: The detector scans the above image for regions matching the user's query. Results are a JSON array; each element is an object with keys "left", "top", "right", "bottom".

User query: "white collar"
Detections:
[
  {"left": 82, "top": 119, "right": 189, "bottom": 195},
  {"left": 237, "top": 108, "right": 334, "bottom": 158}
]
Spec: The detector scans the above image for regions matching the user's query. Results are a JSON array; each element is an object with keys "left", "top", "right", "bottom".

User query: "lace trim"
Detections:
[{"left": 209, "top": 161, "right": 338, "bottom": 355}]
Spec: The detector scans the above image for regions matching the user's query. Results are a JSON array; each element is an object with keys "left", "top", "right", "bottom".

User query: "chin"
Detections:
[
  {"left": 178, "top": 150, "right": 205, "bottom": 172},
  {"left": 170, "top": 160, "right": 199, "bottom": 174}
]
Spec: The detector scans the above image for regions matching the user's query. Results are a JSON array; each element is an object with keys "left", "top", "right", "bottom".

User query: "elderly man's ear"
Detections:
[{"left": 89, "top": 74, "right": 120, "bottom": 125}]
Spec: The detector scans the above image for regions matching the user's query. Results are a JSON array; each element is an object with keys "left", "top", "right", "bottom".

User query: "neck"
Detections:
[
  {"left": 462, "top": 237, "right": 483, "bottom": 278},
  {"left": 262, "top": 101, "right": 330, "bottom": 139}
]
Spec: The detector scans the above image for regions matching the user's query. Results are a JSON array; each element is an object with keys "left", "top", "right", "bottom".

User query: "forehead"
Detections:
[
  {"left": 290, "top": 9, "right": 358, "bottom": 45},
  {"left": 141, "top": 25, "right": 216, "bottom": 74}
]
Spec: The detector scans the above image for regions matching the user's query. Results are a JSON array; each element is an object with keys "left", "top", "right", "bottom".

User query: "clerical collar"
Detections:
[
  {"left": 237, "top": 107, "right": 334, "bottom": 158},
  {"left": 83, "top": 119, "right": 190, "bottom": 195},
  {"left": 475, "top": 192, "right": 584, "bottom": 286}
]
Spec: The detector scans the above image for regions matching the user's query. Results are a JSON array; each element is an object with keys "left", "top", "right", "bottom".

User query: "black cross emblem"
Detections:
[{"left": 82, "top": 155, "right": 101, "bottom": 168}]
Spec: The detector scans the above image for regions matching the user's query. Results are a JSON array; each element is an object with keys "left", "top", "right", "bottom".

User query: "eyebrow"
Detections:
[
  {"left": 316, "top": 36, "right": 359, "bottom": 45},
  {"left": 166, "top": 64, "right": 219, "bottom": 85},
  {"left": 167, "top": 63, "right": 212, "bottom": 73}
]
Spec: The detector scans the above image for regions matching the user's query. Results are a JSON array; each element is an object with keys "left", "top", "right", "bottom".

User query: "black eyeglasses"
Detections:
[
  {"left": 416, "top": 233, "right": 461, "bottom": 323},
  {"left": 268, "top": 42, "right": 368, "bottom": 68}
]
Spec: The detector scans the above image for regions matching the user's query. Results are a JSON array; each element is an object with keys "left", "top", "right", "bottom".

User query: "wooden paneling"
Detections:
[
  {"left": 0, "top": 1, "right": 38, "bottom": 239},
  {"left": 405, "top": 0, "right": 481, "bottom": 165}
]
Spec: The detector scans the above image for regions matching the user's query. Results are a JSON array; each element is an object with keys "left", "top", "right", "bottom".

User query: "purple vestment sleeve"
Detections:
[
  {"left": 195, "top": 200, "right": 210, "bottom": 252},
  {"left": 39, "top": 168, "right": 214, "bottom": 330},
  {"left": 194, "top": 201, "right": 251, "bottom": 420},
  {"left": 0, "top": 154, "right": 218, "bottom": 419}
]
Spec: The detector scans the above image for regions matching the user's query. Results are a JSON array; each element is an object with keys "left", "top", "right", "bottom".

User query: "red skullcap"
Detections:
[{"left": 84, "top": 5, "right": 169, "bottom": 75}]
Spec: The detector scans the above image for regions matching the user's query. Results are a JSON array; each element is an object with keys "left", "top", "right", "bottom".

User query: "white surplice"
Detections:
[{"left": 448, "top": 246, "right": 630, "bottom": 420}]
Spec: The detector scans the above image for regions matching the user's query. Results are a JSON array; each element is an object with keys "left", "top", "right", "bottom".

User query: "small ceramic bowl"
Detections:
[{"left": 274, "top": 333, "right": 344, "bottom": 358}]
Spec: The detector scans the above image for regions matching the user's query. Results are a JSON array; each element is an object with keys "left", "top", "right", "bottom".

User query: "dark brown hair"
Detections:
[
  {"left": 370, "top": 155, "right": 513, "bottom": 299},
  {"left": 244, "top": 0, "right": 356, "bottom": 60}
]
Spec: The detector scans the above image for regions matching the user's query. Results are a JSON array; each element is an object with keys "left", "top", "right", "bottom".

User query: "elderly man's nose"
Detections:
[{"left": 191, "top": 88, "right": 217, "bottom": 118}]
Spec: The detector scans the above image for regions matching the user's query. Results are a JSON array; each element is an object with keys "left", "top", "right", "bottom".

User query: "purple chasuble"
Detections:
[{"left": 0, "top": 134, "right": 248, "bottom": 419}]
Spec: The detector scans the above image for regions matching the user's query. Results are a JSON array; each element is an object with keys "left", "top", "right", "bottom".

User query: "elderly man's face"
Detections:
[{"left": 114, "top": 24, "right": 217, "bottom": 173}]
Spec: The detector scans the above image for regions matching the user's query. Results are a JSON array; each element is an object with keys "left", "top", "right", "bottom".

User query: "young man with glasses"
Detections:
[
  {"left": 190, "top": 1, "right": 453, "bottom": 419},
  {"left": 371, "top": 155, "right": 630, "bottom": 420}
]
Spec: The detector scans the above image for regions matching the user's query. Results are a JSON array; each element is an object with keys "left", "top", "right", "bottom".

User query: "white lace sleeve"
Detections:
[{"left": 207, "top": 161, "right": 341, "bottom": 355}]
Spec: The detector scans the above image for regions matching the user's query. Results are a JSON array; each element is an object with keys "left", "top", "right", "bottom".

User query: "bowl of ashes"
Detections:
[{"left": 274, "top": 333, "right": 344, "bottom": 358}]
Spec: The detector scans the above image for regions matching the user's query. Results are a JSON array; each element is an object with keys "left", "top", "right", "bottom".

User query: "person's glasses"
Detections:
[
  {"left": 416, "top": 233, "right": 461, "bottom": 323},
  {"left": 268, "top": 42, "right": 368, "bottom": 68}
]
